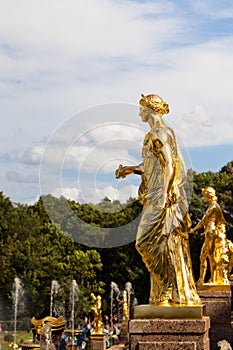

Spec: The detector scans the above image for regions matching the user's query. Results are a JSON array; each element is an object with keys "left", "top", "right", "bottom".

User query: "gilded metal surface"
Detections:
[
  {"left": 31, "top": 316, "right": 66, "bottom": 330},
  {"left": 122, "top": 290, "right": 129, "bottom": 321},
  {"left": 8, "top": 344, "right": 19, "bottom": 350},
  {"left": 134, "top": 304, "right": 203, "bottom": 319},
  {"left": 31, "top": 316, "right": 66, "bottom": 343},
  {"left": 116, "top": 93, "right": 200, "bottom": 306},
  {"left": 31, "top": 316, "right": 66, "bottom": 334},
  {"left": 197, "top": 284, "right": 230, "bottom": 292},
  {"left": 190, "top": 187, "right": 230, "bottom": 285},
  {"left": 91, "top": 293, "right": 103, "bottom": 334},
  {"left": 139, "top": 94, "right": 169, "bottom": 116}
]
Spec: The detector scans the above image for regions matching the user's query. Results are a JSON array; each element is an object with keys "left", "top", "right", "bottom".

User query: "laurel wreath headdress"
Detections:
[{"left": 139, "top": 94, "right": 169, "bottom": 116}]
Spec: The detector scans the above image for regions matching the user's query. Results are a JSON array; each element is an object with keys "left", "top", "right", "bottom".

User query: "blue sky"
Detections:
[{"left": 0, "top": 0, "right": 233, "bottom": 204}]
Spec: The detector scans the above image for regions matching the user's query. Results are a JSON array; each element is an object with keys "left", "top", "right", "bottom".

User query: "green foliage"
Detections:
[
  {"left": 0, "top": 194, "right": 104, "bottom": 319},
  {"left": 4, "top": 333, "right": 14, "bottom": 342}
]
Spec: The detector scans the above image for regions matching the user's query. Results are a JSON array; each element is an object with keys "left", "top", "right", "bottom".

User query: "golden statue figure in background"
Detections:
[
  {"left": 122, "top": 290, "right": 129, "bottom": 321},
  {"left": 91, "top": 293, "right": 103, "bottom": 334},
  {"left": 190, "top": 186, "right": 230, "bottom": 285},
  {"left": 116, "top": 93, "right": 200, "bottom": 305}
]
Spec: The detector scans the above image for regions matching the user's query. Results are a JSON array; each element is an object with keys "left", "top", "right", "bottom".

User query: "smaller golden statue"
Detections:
[
  {"left": 122, "top": 290, "right": 129, "bottom": 321},
  {"left": 91, "top": 293, "right": 103, "bottom": 334},
  {"left": 8, "top": 344, "right": 19, "bottom": 350},
  {"left": 190, "top": 187, "right": 229, "bottom": 285}
]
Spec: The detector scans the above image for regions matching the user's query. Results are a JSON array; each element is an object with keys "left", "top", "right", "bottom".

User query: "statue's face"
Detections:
[
  {"left": 139, "top": 106, "right": 150, "bottom": 122},
  {"left": 203, "top": 193, "right": 212, "bottom": 203}
]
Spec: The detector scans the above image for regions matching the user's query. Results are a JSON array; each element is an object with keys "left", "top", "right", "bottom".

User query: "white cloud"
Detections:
[
  {"left": 50, "top": 183, "right": 138, "bottom": 204},
  {"left": 51, "top": 187, "right": 80, "bottom": 202},
  {"left": 79, "top": 182, "right": 139, "bottom": 204},
  {"left": 7, "top": 145, "right": 44, "bottom": 165},
  {"left": 50, "top": 179, "right": 138, "bottom": 203},
  {"left": 39, "top": 118, "right": 144, "bottom": 172},
  {"left": 1, "top": 0, "right": 233, "bottom": 203},
  {"left": 0, "top": 0, "right": 183, "bottom": 87},
  {"left": 6, "top": 170, "right": 38, "bottom": 183},
  {"left": 96, "top": 184, "right": 139, "bottom": 203}
]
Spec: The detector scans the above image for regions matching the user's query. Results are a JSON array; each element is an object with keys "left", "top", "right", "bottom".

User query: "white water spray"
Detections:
[
  {"left": 125, "top": 282, "right": 133, "bottom": 320},
  {"left": 69, "top": 279, "right": 79, "bottom": 346},
  {"left": 110, "top": 282, "right": 120, "bottom": 326},
  {"left": 12, "top": 278, "right": 24, "bottom": 345},
  {"left": 50, "top": 280, "right": 60, "bottom": 317}
]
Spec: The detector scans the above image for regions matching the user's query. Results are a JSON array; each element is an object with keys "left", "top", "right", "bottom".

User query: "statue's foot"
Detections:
[
  {"left": 149, "top": 292, "right": 171, "bottom": 305},
  {"left": 208, "top": 278, "right": 217, "bottom": 284},
  {"left": 196, "top": 279, "right": 204, "bottom": 286},
  {"left": 149, "top": 296, "right": 169, "bottom": 305},
  {"left": 149, "top": 296, "right": 159, "bottom": 304}
]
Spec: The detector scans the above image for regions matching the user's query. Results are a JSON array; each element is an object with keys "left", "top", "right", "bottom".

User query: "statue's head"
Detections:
[
  {"left": 139, "top": 94, "right": 169, "bottom": 116},
  {"left": 202, "top": 187, "right": 217, "bottom": 202},
  {"left": 90, "top": 292, "right": 96, "bottom": 300}
]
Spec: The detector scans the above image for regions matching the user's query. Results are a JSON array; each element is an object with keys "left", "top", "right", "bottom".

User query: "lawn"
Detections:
[{"left": 0, "top": 332, "right": 33, "bottom": 350}]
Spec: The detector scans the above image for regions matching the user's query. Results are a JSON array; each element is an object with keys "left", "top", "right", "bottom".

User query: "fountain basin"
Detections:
[
  {"left": 31, "top": 316, "right": 66, "bottom": 343},
  {"left": 21, "top": 343, "right": 40, "bottom": 350}
]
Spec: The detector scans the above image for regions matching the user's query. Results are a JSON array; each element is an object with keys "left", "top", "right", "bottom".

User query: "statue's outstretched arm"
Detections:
[{"left": 115, "top": 163, "right": 144, "bottom": 179}]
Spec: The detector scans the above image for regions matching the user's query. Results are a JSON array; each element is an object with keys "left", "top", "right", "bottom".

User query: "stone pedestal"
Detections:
[
  {"left": 129, "top": 317, "right": 210, "bottom": 350},
  {"left": 198, "top": 285, "right": 233, "bottom": 350},
  {"left": 120, "top": 320, "right": 129, "bottom": 344},
  {"left": 230, "top": 276, "right": 233, "bottom": 310},
  {"left": 90, "top": 333, "right": 106, "bottom": 350}
]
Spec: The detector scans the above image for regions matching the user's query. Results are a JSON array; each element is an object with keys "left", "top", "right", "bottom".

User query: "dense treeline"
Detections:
[{"left": 0, "top": 161, "right": 233, "bottom": 321}]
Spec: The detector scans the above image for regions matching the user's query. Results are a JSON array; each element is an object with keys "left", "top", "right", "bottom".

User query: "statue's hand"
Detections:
[{"left": 115, "top": 164, "right": 126, "bottom": 178}]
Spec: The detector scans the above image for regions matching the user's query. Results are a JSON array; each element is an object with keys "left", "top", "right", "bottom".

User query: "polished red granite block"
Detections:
[{"left": 129, "top": 317, "right": 210, "bottom": 350}]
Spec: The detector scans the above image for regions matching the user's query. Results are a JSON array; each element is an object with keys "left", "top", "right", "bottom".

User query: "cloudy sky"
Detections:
[{"left": 1, "top": 0, "right": 233, "bottom": 204}]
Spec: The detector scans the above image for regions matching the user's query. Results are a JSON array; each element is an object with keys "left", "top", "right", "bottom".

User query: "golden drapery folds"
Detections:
[{"left": 135, "top": 125, "right": 199, "bottom": 305}]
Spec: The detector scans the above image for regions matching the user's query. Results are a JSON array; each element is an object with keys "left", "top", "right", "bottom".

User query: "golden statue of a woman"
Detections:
[{"left": 116, "top": 93, "right": 200, "bottom": 305}]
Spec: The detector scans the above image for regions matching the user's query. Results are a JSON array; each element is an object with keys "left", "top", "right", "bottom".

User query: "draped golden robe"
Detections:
[{"left": 136, "top": 125, "right": 200, "bottom": 305}]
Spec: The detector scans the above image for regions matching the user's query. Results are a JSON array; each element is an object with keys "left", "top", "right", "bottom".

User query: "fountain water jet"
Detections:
[
  {"left": 66, "top": 280, "right": 79, "bottom": 349},
  {"left": 12, "top": 277, "right": 25, "bottom": 345},
  {"left": 125, "top": 282, "right": 133, "bottom": 320},
  {"left": 110, "top": 282, "right": 120, "bottom": 327},
  {"left": 50, "top": 280, "right": 60, "bottom": 317}
]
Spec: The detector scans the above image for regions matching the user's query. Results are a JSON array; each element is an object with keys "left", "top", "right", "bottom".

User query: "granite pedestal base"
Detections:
[
  {"left": 120, "top": 320, "right": 129, "bottom": 344},
  {"left": 230, "top": 276, "right": 233, "bottom": 310},
  {"left": 90, "top": 333, "right": 106, "bottom": 350},
  {"left": 198, "top": 285, "right": 233, "bottom": 350},
  {"left": 129, "top": 317, "right": 210, "bottom": 350}
]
